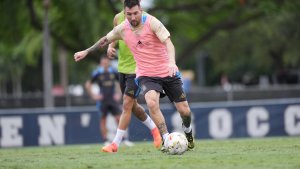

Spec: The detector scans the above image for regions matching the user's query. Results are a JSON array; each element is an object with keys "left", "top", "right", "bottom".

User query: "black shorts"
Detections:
[
  {"left": 119, "top": 73, "right": 140, "bottom": 98},
  {"left": 98, "top": 101, "right": 121, "bottom": 117},
  {"left": 136, "top": 74, "right": 187, "bottom": 103}
]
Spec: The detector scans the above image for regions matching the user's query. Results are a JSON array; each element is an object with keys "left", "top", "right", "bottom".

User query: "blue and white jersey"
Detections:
[{"left": 90, "top": 66, "right": 119, "bottom": 103}]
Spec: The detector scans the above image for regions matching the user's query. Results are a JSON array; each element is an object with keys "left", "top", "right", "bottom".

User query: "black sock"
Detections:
[{"left": 181, "top": 114, "right": 191, "bottom": 128}]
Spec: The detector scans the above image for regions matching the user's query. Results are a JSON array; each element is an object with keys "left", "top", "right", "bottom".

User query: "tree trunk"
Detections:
[
  {"left": 59, "top": 46, "right": 70, "bottom": 106},
  {"left": 12, "top": 73, "right": 22, "bottom": 98},
  {"left": 43, "top": 0, "right": 54, "bottom": 108}
]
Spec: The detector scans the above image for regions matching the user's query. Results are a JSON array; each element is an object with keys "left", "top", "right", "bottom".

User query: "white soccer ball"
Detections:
[{"left": 164, "top": 132, "right": 188, "bottom": 155}]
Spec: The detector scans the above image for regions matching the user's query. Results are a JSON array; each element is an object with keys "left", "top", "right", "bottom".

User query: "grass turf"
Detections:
[{"left": 0, "top": 137, "right": 299, "bottom": 169}]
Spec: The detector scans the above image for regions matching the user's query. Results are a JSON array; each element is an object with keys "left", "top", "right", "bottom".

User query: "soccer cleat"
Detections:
[
  {"left": 151, "top": 127, "right": 162, "bottom": 149},
  {"left": 102, "top": 143, "right": 118, "bottom": 153},
  {"left": 185, "top": 130, "right": 195, "bottom": 150}
]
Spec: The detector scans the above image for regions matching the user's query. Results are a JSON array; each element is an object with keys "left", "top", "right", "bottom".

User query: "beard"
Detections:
[{"left": 130, "top": 20, "right": 140, "bottom": 27}]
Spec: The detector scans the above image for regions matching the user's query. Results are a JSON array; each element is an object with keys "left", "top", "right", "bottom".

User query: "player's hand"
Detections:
[
  {"left": 113, "top": 93, "right": 121, "bottom": 102},
  {"left": 107, "top": 47, "right": 117, "bottom": 59},
  {"left": 74, "top": 50, "right": 88, "bottom": 62},
  {"left": 92, "top": 94, "right": 103, "bottom": 101},
  {"left": 168, "top": 63, "right": 178, "bottom": 77}
]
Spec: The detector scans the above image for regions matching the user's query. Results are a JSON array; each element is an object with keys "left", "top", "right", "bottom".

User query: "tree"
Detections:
[
  {"left": 203, "top": 0, "right": 300, "bottom": 85},
  {"left": 0, "top": 0, "right": 299, "bottom": 98}
]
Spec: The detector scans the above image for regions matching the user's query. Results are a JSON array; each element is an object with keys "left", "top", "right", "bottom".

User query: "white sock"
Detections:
[
  {"left": 162, "top": 133, "right": 169, "bottom": 142},
  {"left": 112, "top": 129, "right": 126, "bottom": 147},
  {"left": 142, "top": 114, "right": 156, "bottom": 131},
  {"left": 123, "top": 129, "right": 129, "bottom": 140},
  {"left": 182, "top": 125, "right": 192, "bottom": 133}
]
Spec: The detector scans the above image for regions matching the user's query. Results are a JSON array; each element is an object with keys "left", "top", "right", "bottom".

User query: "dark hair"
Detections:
[{"left": 124, "top": 0, "right": 140, "bottom": 9}]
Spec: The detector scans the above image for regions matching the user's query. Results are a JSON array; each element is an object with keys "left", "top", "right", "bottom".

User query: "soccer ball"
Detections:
[{"left": 164, "top": 132, "right": 188, "bottom": 155}]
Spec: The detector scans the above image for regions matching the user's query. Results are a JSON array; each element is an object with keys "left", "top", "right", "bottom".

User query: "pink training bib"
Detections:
[{"left": 123, "top": 14, "right": 169, "bottom": 78}]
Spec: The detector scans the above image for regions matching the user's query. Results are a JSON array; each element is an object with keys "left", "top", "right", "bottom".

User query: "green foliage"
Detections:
[
  {"left": 0, "top": 0, "right": 33, "bottom": 80},
  {"left": 14, "top": 30, "right": 43, "bottom": 66},
  {"left": 203, "top": 1, "right": 300, "bottom": 84},
  {"left": 0, "top": 0, "right": 299, "bottom": 93}
]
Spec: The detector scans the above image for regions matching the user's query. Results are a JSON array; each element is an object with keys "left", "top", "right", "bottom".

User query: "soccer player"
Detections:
[
  {"left": 74, "top": 0, "right": 194, "bottom": 152},
  {"left": 85, "top": 57, "right": 133, "bottom": 146},
  {"left": 101, "top": 0, "right": 162, "bottom": 152}
]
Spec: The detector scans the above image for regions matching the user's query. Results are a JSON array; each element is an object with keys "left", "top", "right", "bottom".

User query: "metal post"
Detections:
[{"left": 43, "top": 0, "right": 54, "bottom": 108}]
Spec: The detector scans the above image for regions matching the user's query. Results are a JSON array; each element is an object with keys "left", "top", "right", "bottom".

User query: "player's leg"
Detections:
[
  {"left": 102, "top": 74, "right": 135, "bottom": 152},
  {"left": 111, "top": 102, "right": 134, "bottom": 147},
  {"left": 124, "top": 74, "right": 161, "bottom": 148},
  {"left": 100, "top": 103, "right": 109, "bottom": 145},
  {"left": 144, "top": 89, "right": 170, "bottom": 151},
  {"left": 132, "top": 100, "right": 161, "bottom": 148},
  {"left": 112, "top": 110, "right": 121, "bottom": 125},
  {"left": 118, "top": 73, "right": 161, "bottom": 146},
  {"left": 144, "top": 90, "right": 168, "bottom": 135},
  {"left": 163, "top": 75, "right": 194, "bottom": 150},
  {"left": 102, "top": 95, "right": 134, "bottom": 152},
  {"left": 119, "top": 74, "right": 160, "bottom": 147},
  {"left": 110, "top": 103, "right": 121, "bottom": 124},
  {"left": 138, "top": 77, "right": 169, "bottom": 142},
  {"left": 174, "top": 101, "right": 194, "bottom": 150}
]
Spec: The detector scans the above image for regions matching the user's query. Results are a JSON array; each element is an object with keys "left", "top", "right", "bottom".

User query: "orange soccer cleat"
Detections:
[
  {"left": 102, "top": 143, "right": 118, "bottom": 153},
  {"left": 151, "top": 127, "right": 162, "bottom": 149}
]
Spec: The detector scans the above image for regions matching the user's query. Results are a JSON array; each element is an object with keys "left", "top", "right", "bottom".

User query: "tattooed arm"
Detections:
[
  {"left": 86, "top": 37, "right": 110, "bottom": 53},
  {"left": 74, "top": 36, "right": 110, "bottom": 62},
  {"left": 74, "top": 23, "right": 123, "bottom": 62}
]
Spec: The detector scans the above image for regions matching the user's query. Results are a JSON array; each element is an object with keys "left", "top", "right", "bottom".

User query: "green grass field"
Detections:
[{"left": 0, "top": 137, "right": 299, "bottom": 169}]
